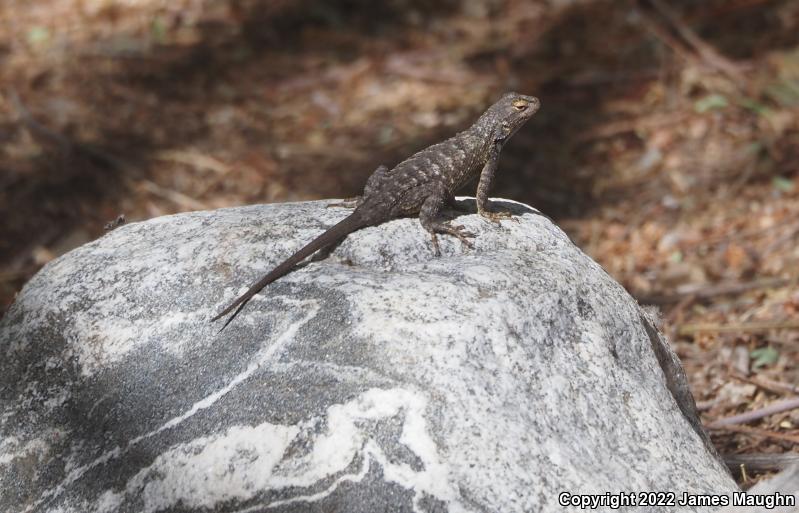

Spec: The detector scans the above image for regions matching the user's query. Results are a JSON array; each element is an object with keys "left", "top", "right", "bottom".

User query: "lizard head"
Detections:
[{"left": 485, "top": 92, "right": 540, "bottom": 143}]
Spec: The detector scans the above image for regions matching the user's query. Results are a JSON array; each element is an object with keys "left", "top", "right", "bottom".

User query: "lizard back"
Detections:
[{"left": 364, "top": 128, "right": 493, "bottom": 217}]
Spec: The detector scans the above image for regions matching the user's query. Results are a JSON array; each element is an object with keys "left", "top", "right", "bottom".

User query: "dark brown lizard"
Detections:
[{"left": 213, "top": 92, "right": 540, "bottom": 329}]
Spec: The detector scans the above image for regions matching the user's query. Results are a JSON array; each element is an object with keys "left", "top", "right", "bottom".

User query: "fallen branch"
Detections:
[
  {"left": 731, "top": 373, "right": 799, "bottom": 396},
  {"left": 646, "top": 0, "right": 745, "bottom": 81},
  {"left": 708, "top": 424, "right": 799, "bottom": 445},
  {"left": 575, "top": 112, "right": 688, "bottom": 142},
  {"left": 639, "top": 277, "right": 791, "bottom": 305},
  {"left": 635, "top": 0, "right": 746, "bottom": 83},
  {"left": 8, "top": 88, "right": 129, "bottom": 170},
  {"left": 135, "top": 179, "right": 208, "bottom": 211},
  {"left": 8, "top": 88, "right": 73, "bottom": 152},
  {"left": 635, "top": 4, "right": 701, "bottom": 67},
  {"left": 678, "top": 319, "right": 799, "bottom": 335},
  {"left": 724, "top": 453, "right": 799, "bottom": 473},
  {"left": 153, "top": 150, "right": 231, "bottom": 175},
  {"left": 707, "top": 397, "right": 799, "bottom": 428}
]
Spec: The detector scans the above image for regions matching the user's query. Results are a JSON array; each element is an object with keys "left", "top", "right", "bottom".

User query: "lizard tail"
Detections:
[{"left": 212, "top": 212, "right": 368, "bottom": 331}]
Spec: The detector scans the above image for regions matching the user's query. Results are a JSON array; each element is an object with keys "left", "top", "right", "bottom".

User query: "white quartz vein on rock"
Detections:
[
  {"left": 21, "top": 300, "right": 319, "bottom": 513},
  {"left": 89, "top": 388, "right": 461, "bottom": 513}
]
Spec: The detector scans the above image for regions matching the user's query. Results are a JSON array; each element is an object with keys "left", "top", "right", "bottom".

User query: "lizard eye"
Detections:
[{"left": 512, "top": 100, "right": 528, "bottom": 111}]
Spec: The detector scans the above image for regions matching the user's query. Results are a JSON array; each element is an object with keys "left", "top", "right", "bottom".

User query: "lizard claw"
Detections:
[
  {"left": 427, "top": 222, "right": 475, "bottom": 255},
  {"left": 430, "top": 233, "right": 442, "bottom": 257},
  {"left": 479, "top": 209, "right": 517, "bottom": 225},
  {"left": 327, "top": 197, "right": 361, "bottom": 209},
  {"left": 443, "top": 222, "right": 476, "bottom": 249}
]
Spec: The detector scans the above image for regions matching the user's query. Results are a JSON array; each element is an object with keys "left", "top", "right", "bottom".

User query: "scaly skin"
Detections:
[{"left": 213, "top": 92, "right": 540, "bottom": 329}]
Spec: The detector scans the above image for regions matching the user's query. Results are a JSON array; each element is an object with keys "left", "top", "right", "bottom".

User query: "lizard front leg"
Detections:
[
  {"left": 476, "top": 143, "right": 517, "bottom": 225},
  {"left": 419, "top": 182, "right": 475, "bottom": 256}
]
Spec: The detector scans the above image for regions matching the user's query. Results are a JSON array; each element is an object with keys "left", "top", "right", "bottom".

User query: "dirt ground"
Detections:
[{"left": 2, "top": 0, "right": 798, "bottom": 486}]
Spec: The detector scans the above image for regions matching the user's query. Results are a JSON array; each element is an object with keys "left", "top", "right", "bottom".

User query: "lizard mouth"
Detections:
[{"left": 522, "top": 96, "right": 541, "bottom": 116}]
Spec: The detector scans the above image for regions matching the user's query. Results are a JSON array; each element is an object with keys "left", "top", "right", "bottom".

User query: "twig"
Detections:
[
  {"left": 724, "top": 453, "right": 799, "bottom": 473},
  {"left": 682, "top": 218, "right": 799, "bottom": 249},
  {"left": 575, "top": 111, "right": 688, "bottom": 142},
  {"left": 153, "top": 150, "right": 231, "bottom": 175},
  {"left": 709, "top": 424, "right": 799, "bottom": 445},
  {"left": 676, "top": 277, "right": 791, "bottom": 298},
  {"left": 8, "top": 88, "right": 130, "bottom": 170},
  {"left": 696, "top": 398, "right": 720, "bottom": 411},
  {"left": 678, "top": 319, "right": 799, "bottom": 335},
  {"left": 564, "top": 68, "right": 661, "bottom": 88},
  {"left": 639, "top": 277, "right": 791, "bottom": 305},
  {"left": 384, "top": 54, "right": 477, "bottom": 85},
  {"left": 664, "top": 293, "right": 696, "bottom": 340},
  {"left": 9, "top": 88, "right": 74, "bottom": 152},
  {"left": 707, "top": 397, "right": 799, "bottom": 428},
  {"left": 635, "top": 5, "right": 700, "bottom": 67},
  {"left": 635, "top": 0, "right": 745, "bottom": 83},
  {"left": 700, "top": 0, "right": 776, "bottom": 17},
  {"left": 766, "top": 221, "right": 799, "bottom": 253},
  {"left": 731, "top": 373, "right": 799, "bottom": 396},
  {"left": 135, "top": 179, "right": 208, "bottom": 211},
  {"left": 646, "top": 0, "right": 745, "bottom": 81},
  {"left": 9, "top": 97, "right": 211, "bottom": 210},
  {"left": 277, "top": 143, "right": 368, "bottom": 161}
]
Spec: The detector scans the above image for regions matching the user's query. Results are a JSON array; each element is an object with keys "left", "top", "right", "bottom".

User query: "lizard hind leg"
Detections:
[
  {"left": 419, "top": 186, "right": 476, "bottom": 256},
  {"left": 424, "top": 222, "right": 475, "bottom": 257}
]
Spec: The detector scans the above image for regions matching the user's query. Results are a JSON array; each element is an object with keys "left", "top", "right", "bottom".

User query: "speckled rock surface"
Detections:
[{"left": 1, "top": 198, "right": 736, "bottom": 513}]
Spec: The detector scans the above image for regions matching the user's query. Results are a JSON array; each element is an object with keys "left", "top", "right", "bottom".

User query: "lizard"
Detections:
[{"left": 213, "top": 92, "right": 540, "bottom": 329}]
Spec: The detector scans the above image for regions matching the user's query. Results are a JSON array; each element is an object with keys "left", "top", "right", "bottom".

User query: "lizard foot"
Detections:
[
  {"left": 478, "top": 209, "right": 518, "bottom": 225},
  {"left": 327, "top": 197, "right": 361, "bottom": 209},
  {"left": 429, "top": 223, "right": 475, "bottom": 256}
]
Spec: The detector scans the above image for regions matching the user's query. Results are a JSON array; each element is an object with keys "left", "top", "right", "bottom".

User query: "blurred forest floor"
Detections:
[{"left": 1, "top": 0, "right": 798, "bottom": 484}]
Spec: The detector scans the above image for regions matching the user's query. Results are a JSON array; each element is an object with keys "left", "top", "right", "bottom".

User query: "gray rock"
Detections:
[{"left": 1, "top": 198, "right": 736, "bottom": 513}]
